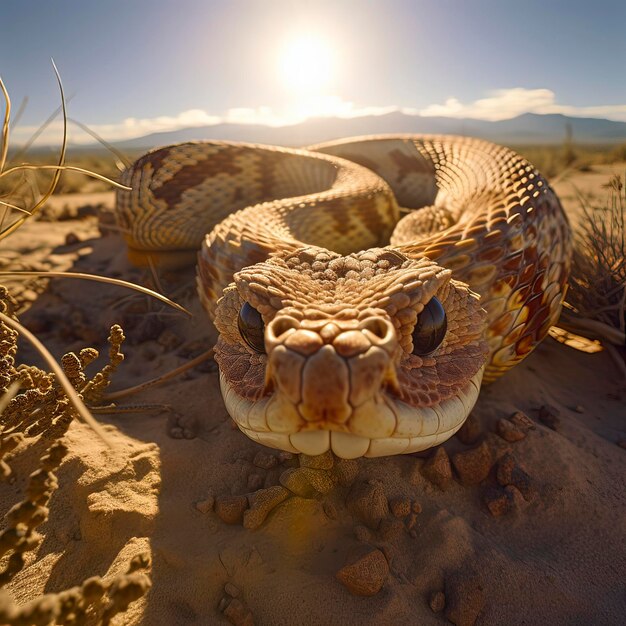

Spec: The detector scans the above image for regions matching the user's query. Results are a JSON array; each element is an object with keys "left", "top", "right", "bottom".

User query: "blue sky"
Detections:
[{"left": 1, "top": 0, "right": 625, "bottom": 143}]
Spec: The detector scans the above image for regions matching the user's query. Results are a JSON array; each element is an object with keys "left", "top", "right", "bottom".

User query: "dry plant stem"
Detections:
[
  {"left": 0, "top": 381, "right": 21, "bottom": 415},
  {"left": 0, "top": 164, "right": 131, "bottom": 190},
  {"left": 0, "top": 61, "right": 66, "bottom": 240},
  {"left": 558, "top": 310, "right": 625, "bottom": 346},
  {"left": 0, "top": 76, "right": 10, "bottom": 173},
  {"left": 0, "top": 311, "right": 112, "bottom": 447},
  {"left": 0, "top": 271, "right": 191, "bottom": 317},
  {"left": 105, "top": 348, "right": 215, "bottom": 401}
]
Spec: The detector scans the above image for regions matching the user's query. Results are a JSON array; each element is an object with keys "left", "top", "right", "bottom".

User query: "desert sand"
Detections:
[{"left": 0, "top": 163, "right": 625, "bottom": 625}]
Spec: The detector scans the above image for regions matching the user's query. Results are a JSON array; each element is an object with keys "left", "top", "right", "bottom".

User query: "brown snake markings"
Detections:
[{"left": 115, "top": 135, "right": 572, "bottom": 458}]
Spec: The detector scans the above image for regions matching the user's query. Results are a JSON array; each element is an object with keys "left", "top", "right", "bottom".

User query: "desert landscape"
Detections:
[
  {"left": 1, "top": 1, "right": 626, "bottom": 624},
  {"left": 0, "top": 142, "right": 624, "bottom": 625}
]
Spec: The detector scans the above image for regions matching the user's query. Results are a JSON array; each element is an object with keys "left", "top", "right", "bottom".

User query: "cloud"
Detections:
[
  {"left": 9, "top": 88, "right": 626, "bottom": 145},
  {"left": 419, "top": 88, "right": 626, "bottom": 122}
]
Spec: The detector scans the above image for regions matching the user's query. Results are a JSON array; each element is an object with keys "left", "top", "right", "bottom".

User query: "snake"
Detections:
[{"left": 115, "top": 135, "right": 572, "bottom": 459}]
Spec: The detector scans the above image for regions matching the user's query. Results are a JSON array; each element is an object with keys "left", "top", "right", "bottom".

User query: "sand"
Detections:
[{"left": 0, "top": 164, "right": 625, "bottom": 625}]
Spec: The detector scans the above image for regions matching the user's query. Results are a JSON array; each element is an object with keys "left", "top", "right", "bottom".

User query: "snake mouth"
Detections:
[{"left": 219, "top": 366, "right": 484, "bottom": 459}]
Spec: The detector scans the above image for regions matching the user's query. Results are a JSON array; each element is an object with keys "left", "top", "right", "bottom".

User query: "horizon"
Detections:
[{"left": 1, "top": 0, "right": 625, "bottom": 145}]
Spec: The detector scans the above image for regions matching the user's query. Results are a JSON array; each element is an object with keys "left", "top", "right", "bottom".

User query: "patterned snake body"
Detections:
[{"left": 116, "top": 135, "right": 571, "bottom": 458}]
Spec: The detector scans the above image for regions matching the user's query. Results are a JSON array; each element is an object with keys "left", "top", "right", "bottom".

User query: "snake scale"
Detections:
[{"left": 115, "top": 135, "right": 572, "bottom": 459}]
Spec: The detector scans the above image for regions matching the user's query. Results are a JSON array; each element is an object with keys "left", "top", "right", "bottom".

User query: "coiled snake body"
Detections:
[{"left": 116, "top": 135, "right": 571, "bottom": 459}]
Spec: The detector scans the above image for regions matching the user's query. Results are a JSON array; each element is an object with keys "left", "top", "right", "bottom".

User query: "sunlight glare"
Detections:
[{"left": 278, "top": 35, "right": 335, "bottom": 93}]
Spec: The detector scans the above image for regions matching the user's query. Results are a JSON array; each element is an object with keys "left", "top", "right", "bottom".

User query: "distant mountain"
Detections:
[{"left": 112, "top": 111, "right": 626, "bottom": 151}]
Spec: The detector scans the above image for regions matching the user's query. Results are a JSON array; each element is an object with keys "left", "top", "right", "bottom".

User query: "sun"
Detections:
[{"left": 278, "top": 35, "right": 335, "bottom": 92}]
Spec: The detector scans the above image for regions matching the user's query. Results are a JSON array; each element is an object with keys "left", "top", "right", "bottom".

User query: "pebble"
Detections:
[
  {"left": 354, "top": 525, "right": 372, "bottom": 542},
  {"left": 346, "top": 481, "right": 390, "bottom": 529},
  {"left": 194, "top": 495, "right": 215, "bottom": 514},
  {"left": 496, "top": 453, "right": 534, "bottom": 501},
  {"left": 279, "top": 467, "right": 334, "bottom": 497},
  {"left": 277, "top": 451, "right": 294, "bottom": 464},
  {"left": 451, "top": 441, "right": 493, "bottom": 486},
  {"left": 332, "top": 458, "right": 359, "bottom": 487},
  {"left": 299, "top": 450, "right": 334, "bottom": 470},
  {"left": 483, "top": 485, "right": 515, "bottom": 517},
  {"left": 253, "top": 451, "right": 278, "bottom": 470},
  {"left": 420, "top": 447, "right": 453, "bottom": 490},
  {"left": 224, "top": 583, "right": 240, "bottom": 598},
  {"left": 538, "top": 404, "right": 561, "bottom": 430},
  {"left": 412, "top": 501, "right": 422, "bottom": 514},
  {"left": 429, "top": 590, "right": 446, "bottom": 613},
  {"left": 509, "top": 411, "right": 536, "bottom": 431},
  {"left": 214, "top": 495, "right": 248, "bottom": 525},
  {"left": 456, "top": 413, "right": 482, "bottom": 445},
  {"left": 243, "top": 486, "right": 290, "bottom": 529},
  {"left": 223, "top": 598, "right": 254, "bottom": 626},
  {"left": 64, "top": 232, "right": 80, "bottom": 245},
  {"left": 246, "top": 474, "right": 264, "bottom": 492},
  {"left": 378, "top": 518, "right": 405, "bottom": 542},
  {"left": 336, "top": 548, "right": 389, "bottom": 596},
  {"left": 389, "top": 496, "right": 411, "bottom": 518},
  {"left": 444, "top": 568, "right": 486, "bottom": 626},
  {"left": 496, "top": 418, "right": 526, "bottom": 442}
]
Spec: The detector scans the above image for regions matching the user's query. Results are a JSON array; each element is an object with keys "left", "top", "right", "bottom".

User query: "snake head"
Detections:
[{"left": 212, "top": 247, "right": 488, "bottom": 458}]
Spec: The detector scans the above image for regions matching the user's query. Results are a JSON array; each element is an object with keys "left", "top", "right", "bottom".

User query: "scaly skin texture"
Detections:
[{"left": 115, "top": 135, "right": 572, "bottom": 458}]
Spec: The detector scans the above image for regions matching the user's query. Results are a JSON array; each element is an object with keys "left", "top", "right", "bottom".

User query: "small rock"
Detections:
[
  {"left": 378, "top": 518, "right": 405, "bottom": 541},
  {"left": 336, "top": 548, "right": 389, "bottom": 596},
  {"left": 538, "top": 404, "right": 561, "bottom": 430},
  {"left": 279, "top": 467, "right": 334, "bottom": 497},
  {"left": 496, "top": 418, "right": 526, "bottom": 442},
  {"left": 346, "top": 481, "right": 390, "bottom": 529},
  {"left": 253, "top": 450, "right": 278, "bottom": 470},
  {"left": 389, "top": 496, "right": 411, "bottom": 518},
  {"left": 574, "top": 405, "right": 585, "bottom": 414},
  {"left": 299, "top": 450, "right": 334, "bottom": 470},
  {"left": 223, "top": 598, "right": 254, "bottom": 626},
  {"left": 496, "top": 454, "right": 534, "bottom": 501},
  {"left": 412, "top": 501, "right": 422, "bottom": 514},
  {"left": 354, "top": 525, "right": 373, "bottom": 542},
  {"left": 224, "top": 583, "right": 240, "bottom": 598},
  {"left": 429, "top": 590, "right": 446, "bottom": 613},
  {"left": 243, "top": 486, "right": 290, "bottom": 529},
  {"left": 215, "top": 495, "right": 248, "bottom": 525},
  {"left": 247, "top": 473, "right": 264, "bottom": 492},
  {"left": 509, "top": 411, "right": 536, "bottom": 431},
  {"left": 333, "top": 458, "right": 359, "bottom": 486},
  {"left": 451, "top": 441, "right": 493, "bottom": 486},
  {"left": 456, "top": 413, "right": 482, "bottom": 445},
  {"left": 444, "top": 568, "right": 485, "bottom": 626},
  {"left": 483, "top": 485, "right": 514, "bottom": 517},
  {"left": 64, "top": 232, "right": 80, "bottom": 245},
  {"left": 195, "top": 495, "right": 215, "bottom": 514},
  {"left": 420, "top": 447, "right": 453, "bottom": 490}
]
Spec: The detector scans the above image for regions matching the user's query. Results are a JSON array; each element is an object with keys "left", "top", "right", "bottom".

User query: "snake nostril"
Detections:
[
  {"left": 360, "top": 317, "right": 393, "bottom": 341},
  {"left": 268, "top": 316, "right": 299, "bottom": 340}
]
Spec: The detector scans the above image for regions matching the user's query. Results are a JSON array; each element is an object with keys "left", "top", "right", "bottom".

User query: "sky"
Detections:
[{"left": 1, "top": 0, "right": 625, "bottom": 144}]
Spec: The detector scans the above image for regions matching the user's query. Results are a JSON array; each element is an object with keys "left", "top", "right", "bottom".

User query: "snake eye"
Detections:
[
  {"left": 238, "top": 302, "right": 266, "bottom": 353},
  {"left": 411, "top": 296, "right": 447, "bottom": 356}
]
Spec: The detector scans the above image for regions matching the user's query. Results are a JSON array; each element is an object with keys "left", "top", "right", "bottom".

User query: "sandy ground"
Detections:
[{"left": 0, "top": 163, "right": 625, "bottom": 625}]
